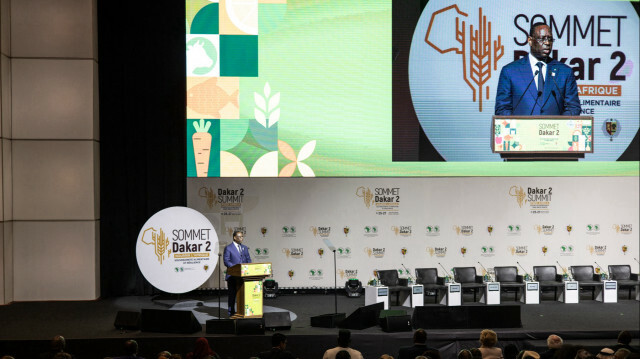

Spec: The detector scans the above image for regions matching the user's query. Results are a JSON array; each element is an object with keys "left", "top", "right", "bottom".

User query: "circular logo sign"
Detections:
[{"left": 136, "top": 206, "right": 218, "bottom": 293}]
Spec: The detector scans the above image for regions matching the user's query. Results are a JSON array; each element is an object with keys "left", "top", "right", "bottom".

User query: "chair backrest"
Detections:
[
  {"left": 376, "top": 269, "right": 399, "bottom": 286},
  {"left": 453, "top": 267, "right": 477, "bottom": 283},
  {"left": 415, "top": 268, "right": 438, "bottom": 285},
  {"left": 533, "top": 266, "right": 557, "bottom": 281},
  {"left": 608, "top": 265, "right": 631, "bottom": 280},
  {"left": 570, "top": 265, "right": 594, "bottom": 281},
  {"left": 494, "top": 266, "right": 518, "bottom": 282}
]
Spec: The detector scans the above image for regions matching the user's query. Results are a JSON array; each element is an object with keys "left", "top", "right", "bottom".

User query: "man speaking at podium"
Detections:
[
  {"left": 495, "top": 22, "right": 581, "bottom": 116},
  {"left": 224, "top": 230, "right": 252, "bottom": 317}
]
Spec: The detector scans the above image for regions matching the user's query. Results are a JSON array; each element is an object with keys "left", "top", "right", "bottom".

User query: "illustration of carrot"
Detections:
[{"left": 193, "top": 119, "right": 212, "bottom": 177}]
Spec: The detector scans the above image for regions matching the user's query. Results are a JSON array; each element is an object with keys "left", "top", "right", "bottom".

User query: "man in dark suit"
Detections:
[
  {"left": 495, "top": 22, "right": 581, "bottom": 116},
  {"left": 397, "top": 328, "right": 438, "bottom": 359},
  {"left": 223, "top": 230, "right": 252, "bottom": 316}
]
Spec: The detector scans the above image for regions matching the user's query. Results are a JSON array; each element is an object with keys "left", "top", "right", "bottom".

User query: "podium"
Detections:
[
  {"left": 520, "top": 282, "right": 540, "bottom": 304},
  {"left": 596, "top": 280, "right": 618, "bottom": 303},
  {"left": 439, "top": 283, "right": 461, "bottom": 306},
  {"left": 480, "top": 282, "right": 501, "bottom": 305},
  {"left": 365, "top": 286, "right": 389, "bottom": 309},
  {"left": 227, "top": 262, "right": 272, "bottom": 318},
  {"left": 558, "top": 281, "right": 579, "bottom": 303},
  {"left": 400, "top": 285, "right": 424, "bottom": 308}
]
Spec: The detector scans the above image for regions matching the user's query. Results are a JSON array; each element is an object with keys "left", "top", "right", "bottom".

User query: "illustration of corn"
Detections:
[{"left": 192, "top": 119, "right": 212, "bottom": 177}]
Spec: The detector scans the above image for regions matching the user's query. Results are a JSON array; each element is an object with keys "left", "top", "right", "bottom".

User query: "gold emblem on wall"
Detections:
[
  {"left": 356, "top": 186, "right": 374, "bottom": 208},
  {"left": 141, "top": 227, "right": 171, "bottom": 264}
]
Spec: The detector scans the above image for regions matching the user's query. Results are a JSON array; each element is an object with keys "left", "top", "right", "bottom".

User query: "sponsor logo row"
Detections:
[{"left": 225, "top": 224, "right": 633, "bottom": 238}]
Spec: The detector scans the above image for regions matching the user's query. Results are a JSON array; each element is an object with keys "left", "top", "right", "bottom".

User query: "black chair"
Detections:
[
  {"left": 570, "top": 265, "right": 603, "bottom": 300},
  {"left": 608, "top": 265, "right": 639, "bottom": 300},
  {"left": 533, "top": 266, "right": 564, "bottom": 300},
  {"left": 494, "top": 266, "right": 525, "bottom": 301},
  {"left": 376, "top": 269, "right": 410, "bottom": 305},
  {"left": 415, "top": 268, "right": 446, "bottom": 303},
  {"left": 453, "top": 267, "right": 485, "bottom": 302}
]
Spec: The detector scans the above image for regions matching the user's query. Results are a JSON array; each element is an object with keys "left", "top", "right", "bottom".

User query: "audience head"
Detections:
[
  {"left": 504, "top": 344, "right": 519, "bottom": 359},
  {"left": 336, "top": 350, "right": 351, "bottom": 359},
  {"left": 380, "top": 355, "right": 394, "bottom": 359},
  {"left": 124, "top": 340, "right": 138, "bottom": 356},
  {"left": 338, "top": 329, "right": 351, "bottom": 348},
  {"left": 53, "top": 353, "right": 72, "bottom": 359},
  {"left": 414, "top": 329, "right": 427, "bottom": 344},
  {"left": 51, "top": 335, "right": 66, "bottom": 352},
  {"left": 458, "top": 349, "right": 473, "bottom": 359},
  {"left": 548, "top": 335, "right": 564, "bottom": 349},
  {"left": 470, "top": 348, "right": 483, "bottom": 359},
  {"left": 617, "top": 331, "right": 632, "bottom": 345},
  {"left": 615, "top": 349, "right": 631, "bottom": 359},
  {"left": 423, "top": 349, "right": 441, "bottom": 359},
  {"left": 271, "top": 333, "right": 287, "bottom": 349},
  {"left": 415, "top": 356, "right": 430, "bottom": 359},
  {"left": 597, "top": 348, "right": 615, "bottom": 359},
  {"left": 522, "top": 351, "right": 541, "bottom": 359},
  {"left": 1, "top": 356, "right": 16, "bottom": 359},
  {"left": 576, "top": 348, "right": 592, "bottom": 359},
  {"left": 480, "top": 329, "right": 498, "bottom": 348},
  {"left": 157, "top": 351, "right": 172, "bottom": 359},
  {"left": 557, "top": 344, "right": 582, "bottom": 359},
  {"left": 191, "top": 337, "right": 215, "bottom": 359}
]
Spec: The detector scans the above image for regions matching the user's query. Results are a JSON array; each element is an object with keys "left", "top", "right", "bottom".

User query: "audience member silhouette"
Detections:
[
  {"left": 398, "top": 329, "right": 438, "bottom": 359},
  {"left": 479, "top": 330, "right": 502, "bottom": 359},
  {"left": 323, "top": 330, "right": 363, "bottom": 359},
  {"left": 255, "top": 333, "right": 295, "bottom": 359},
  {"left": 186, "top": 338, "right": 219, "bottom": 359}
]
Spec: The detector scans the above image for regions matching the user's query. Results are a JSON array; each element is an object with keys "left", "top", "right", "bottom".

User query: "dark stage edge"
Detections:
[{"left": 1, "top": 293, "right": 638, "bottom": 359}]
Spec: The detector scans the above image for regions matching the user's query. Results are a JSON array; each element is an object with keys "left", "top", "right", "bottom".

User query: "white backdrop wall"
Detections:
[{"left": 187, "top": 177, "right": 639, "bottom": 288}]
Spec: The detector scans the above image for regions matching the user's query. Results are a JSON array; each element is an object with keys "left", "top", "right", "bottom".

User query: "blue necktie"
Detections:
[{"left": 536, "top": 62, "right": 545, "bottom": 94}]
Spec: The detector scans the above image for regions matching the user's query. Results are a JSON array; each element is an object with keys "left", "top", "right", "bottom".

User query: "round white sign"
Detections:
[{"left": 136, "top": 206, "right": 218, "bottom": 293}]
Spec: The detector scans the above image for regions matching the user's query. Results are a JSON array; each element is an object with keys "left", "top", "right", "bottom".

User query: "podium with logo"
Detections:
[
  {"left": 492, "top": 116, "right": 594, "bottom": 161},
  {"left": 227, "top": 262, "right": 272, "bottom": 318}
]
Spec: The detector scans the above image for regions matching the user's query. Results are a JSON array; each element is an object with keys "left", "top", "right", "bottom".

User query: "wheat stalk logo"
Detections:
[
  {"left": 356, "top": 186, "right": 374, "bottom": 208},
  {"left": 509, "top": 186, "right": 527, "bottom": 208},
  {"left": 425, "top": 6, "right": 503, "bottom": 111},
  {"left": 141, "top": 227, "right": 171, "bottom": 264}
]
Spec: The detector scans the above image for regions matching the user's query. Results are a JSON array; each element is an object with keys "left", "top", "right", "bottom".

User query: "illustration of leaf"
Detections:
[
  {"left": 297, "top": 140, "right": 316, "bottom": 161},
  {"left": 278, "top": 140, "right": 297, "bottom": 161},
  {"left": 279, "top": 162, "right": 297, "bottom": 177},
  {"left": 254, "top": 92, "right": 266, "bottom": 112},
  {"left": 250, "top": 151, "right": 278, "bottom": 177},
  {"left": 268, "top": 92, "right": 280, "bottom": 113},
  {"left": 264, "top": 82, "right": 271, "bottom": 98},
  {"left": 297, "top": 162, "right": 315, "bottom": 177},
  {"left": 254, "top": 108, "right": 267, "bottom": 127},
  {"left": 268, "top": 108, "right": 280, "bottom": 128}
]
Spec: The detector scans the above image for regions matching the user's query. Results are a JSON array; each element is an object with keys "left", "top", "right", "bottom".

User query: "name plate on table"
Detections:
[
  {"left": 378, "top": 287, "right": 388, "bottom": 296},
  {"left": 240, "top": 263, "right": 272, "bottom": 276},
  {"left": 449, "top": 284, "right": 461, "bottom": 293},
  {"left": 605, "top": 282, "right": 617, "bottom": 290},
  {"left": 413, "top": 286, "right": 424, "bottom": 294},
  {"left": 527, "top": 282, "right": 539, "bottom": 291},
  {"left": 492, "top": 116, "right": 594, "bottom": 153},
  {"left": 566, "top": 282, "right": 578, "bottom": 290},
  {"left": 488, "top": 283, "right": 500, "bottom": 291}
]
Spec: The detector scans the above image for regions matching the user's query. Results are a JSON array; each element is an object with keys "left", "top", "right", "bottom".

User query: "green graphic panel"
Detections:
[
  {"left": 220, "top": 35, "right": 258, "bottom": 77},
  {"left": 220, "top": 119, "right": 250, "bottom": 151},
  {"left": 190, "top": 3, "right": 219, "bottom": 34}
]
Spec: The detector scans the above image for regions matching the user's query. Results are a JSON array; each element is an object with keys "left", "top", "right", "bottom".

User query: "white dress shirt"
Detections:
[{"left": 528, "top": 53, "right": 546, "bottom": 91}]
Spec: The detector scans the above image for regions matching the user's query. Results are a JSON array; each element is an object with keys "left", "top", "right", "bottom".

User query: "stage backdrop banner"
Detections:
[
  {"left": 136, "top": 207, "right": 219, "bottom": 293},
  {"left": 187, "top": 177, "right": 639, "bottom": 288}
]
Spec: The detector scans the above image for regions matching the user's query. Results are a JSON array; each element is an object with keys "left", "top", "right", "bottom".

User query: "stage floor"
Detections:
[{"left": 1, "top": 292, "right": 638, "bottom": 359}]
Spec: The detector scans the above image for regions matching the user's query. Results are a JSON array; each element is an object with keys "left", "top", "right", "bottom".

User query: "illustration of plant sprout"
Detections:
[
  {"left": 193, "top": 119, "right": 212, "bottom": 177},
  {"left": 254, "top": 82, "right": 280, "bottom": 128}
]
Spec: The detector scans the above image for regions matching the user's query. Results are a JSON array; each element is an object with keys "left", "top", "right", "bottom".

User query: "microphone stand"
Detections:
[
  {"left": 478, "top": 261, "right": 492, "bottom": 282},
  {"left": 439, "top": 262, "right": 455, "bottom": 283},
  {"left": 402, "top": 263, "right": 414, "bottom": 285},
  {"left": 556, "top": 260, "right": 570, "bottom": 280},
  {"left": 218, "top": 252, "right": 222, "bottom": 319},
  {"left": 594, "top": 261, "right": 608, "bottom": 279},
  {"left": 517, "top": 261, "right": 532, "bottom": 281},
  {"left": 333, "top": 248, "right": 337, "bottom": 314}
]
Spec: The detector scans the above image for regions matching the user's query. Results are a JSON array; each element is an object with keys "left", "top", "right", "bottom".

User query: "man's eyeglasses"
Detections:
[{"left": 532, "top": 36, "right": 554, "bottom": 44}]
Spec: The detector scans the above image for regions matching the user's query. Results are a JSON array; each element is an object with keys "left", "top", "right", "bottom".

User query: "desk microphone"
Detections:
[
  {"left": 635, "top": 258, "right": 639, "bottom": 265},
  {"left": 517, "top": 261, "right": 532, "bottom": 281},
  {"left": 594, "top": 261, "right": 608, "bottom": 278},
  {"left": 530, "top": 91, "right": 543, "bottom": 115},
  {"left": 402, "top": 263, "right": 415, "bottom": 283},
  {"left": 548, "top": 68, "right": 563, "bottom": 111},
  {"left": 556, "top": 260, "right": 570, "bottom": 279},
  {"left": 477, "top": 261, "right": 492, "bottom": 281},
  {"left": 439, "top": 262, "right": 455, "bottom": 283},
  {"left": 513, "top": 69, "right": 538, "bottom": 114}
]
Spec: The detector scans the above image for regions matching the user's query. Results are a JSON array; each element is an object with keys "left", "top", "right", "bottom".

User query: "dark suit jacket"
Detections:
[
  {"left": 398, "top": 344, "right": 438, "bottom": 359},
  {"left": 495, "top": 55, "right": 581, "bottom": 116},
  {"left": 223, "top": 242, "right": 252, "bottom": 280}
]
